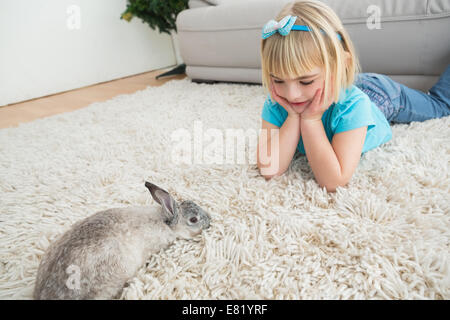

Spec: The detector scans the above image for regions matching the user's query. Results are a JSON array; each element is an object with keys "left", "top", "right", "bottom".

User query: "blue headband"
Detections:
[{"left": 262, "top": 15, "right": 342, "bottom": 41}]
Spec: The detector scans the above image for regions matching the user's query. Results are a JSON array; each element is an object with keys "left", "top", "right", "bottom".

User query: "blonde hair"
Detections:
[{"left": 261, "top": 0, "right": 361, "bottom": 103}]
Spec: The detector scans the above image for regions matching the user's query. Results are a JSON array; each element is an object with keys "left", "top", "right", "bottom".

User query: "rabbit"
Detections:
[{"left": 33, "top": 181, "right": 211, "bottom": 300}]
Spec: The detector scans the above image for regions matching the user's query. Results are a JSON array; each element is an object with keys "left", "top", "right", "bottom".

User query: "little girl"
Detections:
[{"left": 257, "top": 0, "right": 450, "bottom": 191}]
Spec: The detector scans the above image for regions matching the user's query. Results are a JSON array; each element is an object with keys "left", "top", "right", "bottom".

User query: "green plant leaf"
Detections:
[{"left": 120, "top": 0, "right": 188, "bottom": 34}]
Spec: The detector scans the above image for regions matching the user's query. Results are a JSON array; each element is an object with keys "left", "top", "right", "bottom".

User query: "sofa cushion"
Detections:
[{"left": 177, "top": 0, "right": 450, "bottom": 90}]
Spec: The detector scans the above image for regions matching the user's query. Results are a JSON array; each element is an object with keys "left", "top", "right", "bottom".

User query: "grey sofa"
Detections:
[{"left": 176, "top": 0, "right": 450, "bottom": 92}]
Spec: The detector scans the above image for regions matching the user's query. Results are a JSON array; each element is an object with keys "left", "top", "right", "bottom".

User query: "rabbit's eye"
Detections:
[{"left": 189, "top": 217, "right": 198, "bottom": 224}]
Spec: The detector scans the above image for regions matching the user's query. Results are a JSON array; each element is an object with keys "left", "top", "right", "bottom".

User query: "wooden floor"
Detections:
[{"left": 0, "top": 68, "right": 186, "bottom": 129}]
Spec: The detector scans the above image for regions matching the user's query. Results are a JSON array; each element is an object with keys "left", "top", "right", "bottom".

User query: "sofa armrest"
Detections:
[
  {"left": 205, "top": 0, "right": 248, "bottom": 5},
  {"left": 190, "top": 0, "right": 252, "bottom": 7},
  {"left": 188, "top": 0, "right": 214, "bottom": 9}
]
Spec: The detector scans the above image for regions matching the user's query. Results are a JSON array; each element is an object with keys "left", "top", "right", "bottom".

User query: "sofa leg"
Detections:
[{"left": 155, "top": 64, "right": 186, "bottom": 79}]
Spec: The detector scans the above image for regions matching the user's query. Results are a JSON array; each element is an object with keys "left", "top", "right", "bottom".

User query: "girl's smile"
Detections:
[
  {"left": 269, "top": 67, "right": 323, "bottom": 110},
  {"left": 290, "top": 100, "right": 310, "bottom": 107}
]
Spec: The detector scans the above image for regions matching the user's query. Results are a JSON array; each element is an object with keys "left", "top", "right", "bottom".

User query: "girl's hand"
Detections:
[
  {"left": 301, "top": 82, "right": 334, "bottom": 122},
  {"left": 270, "top": 80, "right": 303, "bottom": 117}
]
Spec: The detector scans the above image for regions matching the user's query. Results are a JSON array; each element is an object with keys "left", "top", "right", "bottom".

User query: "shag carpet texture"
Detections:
[{"left": 0, "top": 79, "right": 449, "bottom": 299}]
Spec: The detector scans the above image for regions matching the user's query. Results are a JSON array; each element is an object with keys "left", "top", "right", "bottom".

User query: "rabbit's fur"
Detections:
[{"left": 33, "top": 182, "right": 211, "bottom": 300}]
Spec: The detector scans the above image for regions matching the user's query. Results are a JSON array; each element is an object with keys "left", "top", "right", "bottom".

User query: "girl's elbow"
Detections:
[
  {"left": 320, "top": 183, "right": 339, "bottom": 193},
  {"left": 259, "top": 169, "right": 279, "bottom": 181},
  {"left": 321, "top": 184, "right": 338, "bottom": 192},
  {"left": 263, "top": 174, "right": 275, "bottom": 181},
  {"left": 320, "top": 177, "right": 350, "bottom": 192},
  {"left": 257, "top": 163, "right": 283, "bottom": 180}
]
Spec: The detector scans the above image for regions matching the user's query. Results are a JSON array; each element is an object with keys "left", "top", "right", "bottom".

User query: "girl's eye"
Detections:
[
  {"left": 273, "top": 80, "right": 283, "bottom": 84},
  {"left": 300, "top": 80, "right": 314, "bottom": 85}
]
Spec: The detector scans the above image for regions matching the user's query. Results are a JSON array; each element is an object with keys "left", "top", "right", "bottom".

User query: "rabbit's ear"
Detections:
[{"left": 145, "top": 182, "right": 176, "bottom": 221}]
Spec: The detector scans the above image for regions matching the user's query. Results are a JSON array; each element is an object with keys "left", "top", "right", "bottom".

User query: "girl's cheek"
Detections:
[
  {"left": 273, "top": 83, "right": 284, "bottom": 96},
  {"left": 312, "top": 81, "right": 322, "bottom": 91},
  {"left": 310, "top": 82, "right": 323, "bottom": 98},
  {"left": 272, "top": 82, "right": 280, "bottom": 95}
]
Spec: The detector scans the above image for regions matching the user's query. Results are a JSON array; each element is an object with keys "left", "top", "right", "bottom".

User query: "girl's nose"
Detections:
[{"left": 284, "top": 84, "right": 302, "bottom": 102}]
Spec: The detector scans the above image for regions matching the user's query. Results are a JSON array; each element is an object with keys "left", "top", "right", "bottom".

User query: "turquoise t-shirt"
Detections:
[{"left": 261, "top": 85, "right": 392, "bottom": 154}]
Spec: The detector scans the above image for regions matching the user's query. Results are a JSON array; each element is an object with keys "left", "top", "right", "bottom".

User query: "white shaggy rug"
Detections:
[{"left": 0, "top": 78, "right": 449, "bottom": 300}]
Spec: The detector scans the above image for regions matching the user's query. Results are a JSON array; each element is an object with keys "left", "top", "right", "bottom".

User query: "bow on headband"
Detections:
[
  {"left": 262, "top": 15, "right": 297, "bottom": 39},
  {"left": 262, "top": 15, "right": 342, "bottom": 41}
]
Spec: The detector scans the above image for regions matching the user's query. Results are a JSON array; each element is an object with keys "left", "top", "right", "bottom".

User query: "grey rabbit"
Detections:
[{"left": 33, "top": 181, "right": 211, "bottom": 300}]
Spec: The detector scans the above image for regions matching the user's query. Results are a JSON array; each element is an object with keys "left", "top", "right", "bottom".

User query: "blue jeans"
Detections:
[{"left": 354, "top": 65, "right": 450, "bottom": 123}]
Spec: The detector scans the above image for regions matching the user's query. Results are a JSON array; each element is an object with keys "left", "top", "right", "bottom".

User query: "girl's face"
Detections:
[{"left": 270, "top": 66, "right": 325, "bottom": 113}]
